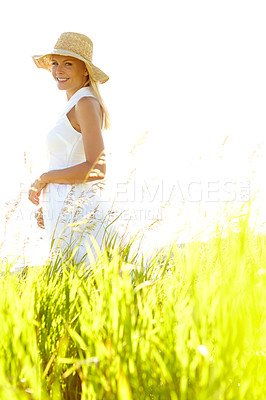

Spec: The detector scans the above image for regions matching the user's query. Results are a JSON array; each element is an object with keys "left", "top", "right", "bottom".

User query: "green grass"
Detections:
[{"left": 0, "top": 205, "right": 266, "bottom": 399}]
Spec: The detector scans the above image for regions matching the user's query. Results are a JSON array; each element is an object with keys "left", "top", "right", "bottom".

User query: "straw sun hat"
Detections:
[{"left": 32, "top": 32, "right": 109, "bottom": 84}]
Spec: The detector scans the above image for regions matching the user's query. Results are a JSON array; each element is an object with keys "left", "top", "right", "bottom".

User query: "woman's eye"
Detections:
[
  {"left": 51, "top": 61, "right": 58, "bottom": 66},
  {"left": 65, "top": 62, "right": 72, "bottom": 66}
]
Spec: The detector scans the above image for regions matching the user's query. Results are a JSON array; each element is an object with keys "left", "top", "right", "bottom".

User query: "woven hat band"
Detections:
[{"left": 54, "top": 32, "right": 93, "bottom": 62}]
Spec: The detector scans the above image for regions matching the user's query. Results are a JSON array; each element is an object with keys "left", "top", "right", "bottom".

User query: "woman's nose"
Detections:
[{"left": 56, "top": 64, "right": 64, "bottom": 74}]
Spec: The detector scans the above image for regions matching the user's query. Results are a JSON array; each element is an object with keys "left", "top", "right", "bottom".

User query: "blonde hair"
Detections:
[{"left": 84, "top": 75, "right": 111, "bottom": 130}]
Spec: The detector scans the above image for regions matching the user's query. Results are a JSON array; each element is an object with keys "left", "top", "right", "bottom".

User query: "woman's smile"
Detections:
[{"left": 56, "top": 77, "right": 69, "bottom": 82}]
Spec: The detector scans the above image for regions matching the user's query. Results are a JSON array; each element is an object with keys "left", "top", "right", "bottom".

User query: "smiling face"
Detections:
[{"left": 51, "top": 55, "right": 89, "bottom": 98}]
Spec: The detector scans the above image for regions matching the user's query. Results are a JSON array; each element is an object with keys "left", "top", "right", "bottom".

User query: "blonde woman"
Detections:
[{"left": 28, "top": 32, "right": 114, "bottom": 263}]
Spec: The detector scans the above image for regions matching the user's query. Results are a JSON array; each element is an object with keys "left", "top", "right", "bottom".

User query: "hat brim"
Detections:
[{"left": 32, "top": 49, "right": 109, "bottom": 84}]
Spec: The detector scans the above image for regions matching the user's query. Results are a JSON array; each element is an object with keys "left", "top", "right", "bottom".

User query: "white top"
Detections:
[
  {"left": 46, "top": 86, "right": 100, "bottom": 171},
  {"left": 42, "top": 87, "right": 105, "bottom": 244}
]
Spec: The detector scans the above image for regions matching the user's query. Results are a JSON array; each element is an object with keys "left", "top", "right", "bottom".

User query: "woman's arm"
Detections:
[
  {"left": 43, "top": 97, "right": 106, "bottom": 184},
  {"left": 28, "top": 97, "right": 106, "bottom": 205},
  {"left": 41, "top": 159, "right": 105, "bottom": 185}
]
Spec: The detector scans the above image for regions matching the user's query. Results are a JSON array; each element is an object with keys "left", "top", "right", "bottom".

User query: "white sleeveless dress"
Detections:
[{"left": 41, "top": 87, "right": 115, "bottom": 264}]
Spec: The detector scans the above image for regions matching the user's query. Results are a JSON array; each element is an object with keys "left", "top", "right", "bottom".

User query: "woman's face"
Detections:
[{"left": 51, "top": 55, "right": 89, "bottom": 93}]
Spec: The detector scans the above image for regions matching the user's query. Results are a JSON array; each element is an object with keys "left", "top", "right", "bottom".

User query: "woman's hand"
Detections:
[
  {"left": 28, "top": 175, "right": 47, "bottom": 206},
  {"left": 35, "top": 207, "right": 45, "bottom": 229}
]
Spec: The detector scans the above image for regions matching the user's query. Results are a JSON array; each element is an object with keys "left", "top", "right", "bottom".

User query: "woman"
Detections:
[{"left": 28, "top": 32, "right": 115, "bottom": 263}]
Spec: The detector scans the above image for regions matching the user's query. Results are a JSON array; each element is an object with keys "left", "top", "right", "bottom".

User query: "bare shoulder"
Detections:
[
  {"left": 75, "top": 96, "right": 103, "bottom": 131},
  {"left": 75, "top": 96, "right": 102, "bottom": 127},
  {"left": 76, "top": 96, "right": 101, "bottom": 115}
]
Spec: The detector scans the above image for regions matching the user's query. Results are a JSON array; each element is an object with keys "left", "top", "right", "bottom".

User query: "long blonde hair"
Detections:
[{"left": 84, "top": 75, "right": 111, "bottom": 130}]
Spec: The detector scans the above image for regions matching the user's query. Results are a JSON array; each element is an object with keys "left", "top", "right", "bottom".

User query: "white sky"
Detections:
[{"left": 1, "top": 0, "right": 266, "bottom": 258}]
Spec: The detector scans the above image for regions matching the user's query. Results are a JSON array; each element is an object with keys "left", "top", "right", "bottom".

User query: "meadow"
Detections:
[{"left": 0, "top": 203, "right": 265, "bottom": 400}]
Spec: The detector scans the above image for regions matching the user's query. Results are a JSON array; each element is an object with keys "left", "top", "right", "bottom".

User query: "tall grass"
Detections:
[{"left": 0, "top": 204, "right": 266, "bottom": 399}]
